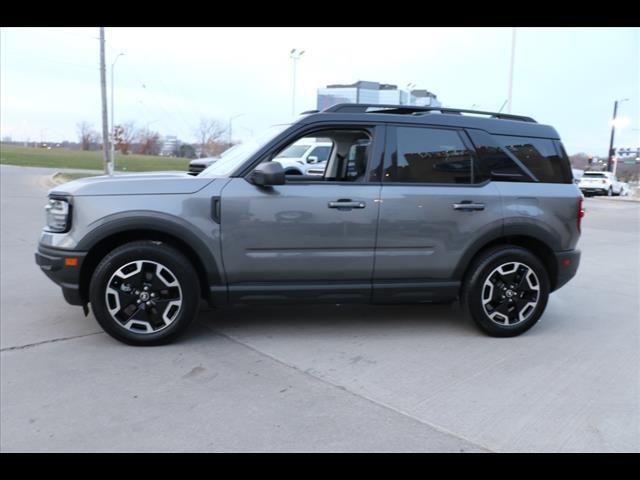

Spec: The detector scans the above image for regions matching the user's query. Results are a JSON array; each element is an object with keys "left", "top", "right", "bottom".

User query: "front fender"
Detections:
[{"left": 76, "top": 210, "right": 224, "bottom": 288}]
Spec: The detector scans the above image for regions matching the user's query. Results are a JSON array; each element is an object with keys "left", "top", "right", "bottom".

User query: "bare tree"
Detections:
[
  {"left": 194, "top": 118, "right": 228, "bottom": 157},
  {"left": 77, "top": 121, "right": 97, "bottom": 151},
  {"left": 136, "top": 127, "right": 162, "bottom": 156},
  {"left": 114, "top": 121, "right": 137, "bottom": 155}
]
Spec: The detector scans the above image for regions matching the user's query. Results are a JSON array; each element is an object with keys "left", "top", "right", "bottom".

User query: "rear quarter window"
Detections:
[{"left": 495, "top": 135, "right": 572, "bottom": 184}]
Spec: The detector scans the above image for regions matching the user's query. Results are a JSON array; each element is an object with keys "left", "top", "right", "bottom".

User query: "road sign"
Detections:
[{"left": 617, "top": 147, "right": 640, "bottom": 156}]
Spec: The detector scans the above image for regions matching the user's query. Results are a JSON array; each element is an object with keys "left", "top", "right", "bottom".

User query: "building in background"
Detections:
[
  {"left": 160, "top": 135, "right": 180, "bottom": 157},
  {"left": 317, "top": 81, "right": 441, "bottom": 110},
  {"left": 410, "top": 89, "right": 440, "bottom": 107}
]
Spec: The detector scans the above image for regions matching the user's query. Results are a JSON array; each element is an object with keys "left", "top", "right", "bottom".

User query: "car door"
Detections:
[
  {"left": 372, "top": 124, "right": 503, "bottom": 303},
  {"left": 219, "top": 125, "right": 384, "bottom": 303}
]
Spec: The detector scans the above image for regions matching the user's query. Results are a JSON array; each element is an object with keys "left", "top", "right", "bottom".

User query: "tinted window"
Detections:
[
  {"left": 466, "top": 129, "right": 530, "bottom": 182},
  {"left": 392, "top": 127, "right": 473, "bottom": 184},
  {"left": 309, "top": 146, "right": 331, "bottom": 162},
  {"left": 496, "top": 135, "right": 572, "bottom": 184}
]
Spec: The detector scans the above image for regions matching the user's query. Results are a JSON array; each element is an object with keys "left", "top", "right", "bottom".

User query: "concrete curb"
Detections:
[
  {"left": 48, "top": 171, "right": 61, "bottom": 187},
  {"left": 589, "top": 196, "right": 640, "bottom": 204}
]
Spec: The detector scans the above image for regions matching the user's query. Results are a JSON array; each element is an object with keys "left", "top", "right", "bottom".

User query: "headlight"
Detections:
[{"left": 45, "top": 198, "right": 71, "bottom": 233}]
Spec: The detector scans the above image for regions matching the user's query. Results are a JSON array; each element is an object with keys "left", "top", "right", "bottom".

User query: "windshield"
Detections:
[
  {"left": 199, "top": 123, "right": 291, "bottom": 177},
  {"left": 583, "top": 173, "right": 606, "bottom": 178}
]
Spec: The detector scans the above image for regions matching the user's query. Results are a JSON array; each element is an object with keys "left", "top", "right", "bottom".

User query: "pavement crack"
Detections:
[
  {"left": 0, "top": 332, "right": 104, "bottom": 352},
  {"left": 199, "top": 321, "right": 493, "bottom": 452}
]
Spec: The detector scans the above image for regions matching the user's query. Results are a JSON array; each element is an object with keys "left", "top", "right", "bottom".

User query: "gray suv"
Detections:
[{"left": 35, "top": 104, "right": 583, "bottom": 345}]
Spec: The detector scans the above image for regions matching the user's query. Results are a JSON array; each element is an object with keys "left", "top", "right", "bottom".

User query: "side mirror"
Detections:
[
  {"left": 307, "top": 155, "right": 318, "bottom": 164},
  {"left": 251, "top": 161, "right": 285, "bottom": 186}
]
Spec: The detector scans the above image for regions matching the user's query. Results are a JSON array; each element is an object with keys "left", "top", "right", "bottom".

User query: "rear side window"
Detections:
[
  {"left": 495, "top": 135, "right": 572, "bottom": 184},
  {"left": 391, "top": 126, "right": 474, "bottom": 184}
]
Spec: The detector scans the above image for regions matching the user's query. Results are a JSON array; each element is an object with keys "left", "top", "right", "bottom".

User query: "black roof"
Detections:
[{"left": 299, "top": 103, "right": 560, "bottom": 139}]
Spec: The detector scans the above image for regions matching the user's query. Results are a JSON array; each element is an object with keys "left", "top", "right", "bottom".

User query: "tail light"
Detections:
[
  {"left": 577, "top": 197, "right": 585, "bottom": 233},
  {"left": 601, "top": 179, "right": 607, "bottom": 184}
]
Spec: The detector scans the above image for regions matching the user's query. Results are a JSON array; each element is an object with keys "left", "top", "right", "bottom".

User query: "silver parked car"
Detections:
[{"left": 36, "top": 104, "right": 583, "bottom": 345}]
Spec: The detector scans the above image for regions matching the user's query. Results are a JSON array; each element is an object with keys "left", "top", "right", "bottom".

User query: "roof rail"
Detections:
[{"left": 323, "top": 103, "right": 537, "bottom": 123}]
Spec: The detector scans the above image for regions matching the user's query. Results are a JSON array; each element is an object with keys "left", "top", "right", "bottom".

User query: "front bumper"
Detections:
[
  {"left": 553, "top": 249, "right": 581, "bottom": 291},
  {"left": 35, "top": 244, "right": 87, "bottom": 306}
]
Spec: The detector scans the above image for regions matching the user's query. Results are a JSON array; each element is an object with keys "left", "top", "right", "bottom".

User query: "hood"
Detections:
[
  {"left": 190, "top": 157, "right": 219, "bottom": 166},
  {"left": 50, "top": 171, "right": 216, "bottom": 197}
]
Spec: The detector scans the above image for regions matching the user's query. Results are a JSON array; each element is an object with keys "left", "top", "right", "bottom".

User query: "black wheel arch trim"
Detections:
[
  {"left": 454, "top": 221, "right": 563, "bottom": 286},
  {"left": 76, "top": 211, "right": 225, "bottom": 297}
]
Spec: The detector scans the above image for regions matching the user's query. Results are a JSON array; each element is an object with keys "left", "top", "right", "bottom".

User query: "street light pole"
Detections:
[
  {"left": 607, "top": 98, "right": 629, "bottom": 172},
  {"left": 229, "top": 114, "right": 244, "bottom": 145},
  {"left": 406, "top": 83, "right": 416, "bottom": 105},
  {"left": 290, "top": 49, "right": 305, "bottom": 117},
  {"left": 507, "top": 27, "right": 517, "bottom": 114},
  {"left": 110, "top": 52, "right": 125, "bottom": 174}
]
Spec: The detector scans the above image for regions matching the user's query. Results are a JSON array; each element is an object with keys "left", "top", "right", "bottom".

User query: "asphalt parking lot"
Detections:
[{"left": 1, "top": 164, "right": 638, "bottom": 452}]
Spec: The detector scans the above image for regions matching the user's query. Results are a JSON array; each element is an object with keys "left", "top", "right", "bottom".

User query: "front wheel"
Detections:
[
  {"left": 462, "top": 246, "right": 550, "bottom": 337},
  {"left": 89, "top": 240, "right": 200, "bottom": 345}
]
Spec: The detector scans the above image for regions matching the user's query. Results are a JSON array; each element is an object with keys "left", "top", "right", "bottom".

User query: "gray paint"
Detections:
[
  {"left": 36, "top": 106, "right": 581, "bottom": 308},
  {"left": 219, "top": 178, "right": 380, "bottom": 285},
  {"left": 374, "top": 182, "right": 504, "bottom": 282}
]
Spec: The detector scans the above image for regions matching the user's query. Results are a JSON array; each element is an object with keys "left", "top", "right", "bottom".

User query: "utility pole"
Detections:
[
  {"left": 607, "top": 98, "right": 629, "bottom": 172},
  {"left": 507, "top": 27, "right": 517, "bottom": 114},
  {"left": 99, "top": 27, "right": 112, "bottom": 175},
  {"left": 110, "top": 52, "right": 125, "bottom": 173},
  {"left": 290, "top": 49, "right": 305, "bottom": 117}
]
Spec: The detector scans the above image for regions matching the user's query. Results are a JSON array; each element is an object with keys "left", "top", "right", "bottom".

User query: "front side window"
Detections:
[
  {"left": 308, "top": 146, "right": 332, "bottom": 163},
  {"left": 261, "top": 128, "right": 374, "bottom": 183},
  {"left": 389, "top": 127, "right": 474, "bottom": 184},
  {"left": 276, "top": 144, "right": 311, "bottom": 158},
  {"left": 495, "top": 135, "right": 572, "bottom": 184}
]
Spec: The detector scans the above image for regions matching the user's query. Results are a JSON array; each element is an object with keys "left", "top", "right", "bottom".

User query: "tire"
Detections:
[
  {"left": 462, "top": 246, "right": 550, "bottom": 337},
  {"left": 89, "top": 240, "right": 200, "bottom": 346},
  {"left": 607, "top": 187, "right": 613, "bottom": 196}
]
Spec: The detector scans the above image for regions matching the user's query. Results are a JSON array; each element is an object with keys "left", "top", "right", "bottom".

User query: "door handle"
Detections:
[
  {"left": 211, "top": 196, "right": 221, "bottom": 223},
  {"left": 452, "top": 201, "right": 485, "bottom": 211},
  {"left": 328, "top": 200, "right": 366, "bottom": 209}
]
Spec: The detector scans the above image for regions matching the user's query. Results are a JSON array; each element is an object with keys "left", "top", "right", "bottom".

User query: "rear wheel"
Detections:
[
  {"left": 607, "top": 187, "right": 613, "bottom": 196},
  {"left": 463, "top": 246, "right": 550, "bottom": 337},
  {"left": 89, "top": 241, "right": 200, "bottom": 345}
]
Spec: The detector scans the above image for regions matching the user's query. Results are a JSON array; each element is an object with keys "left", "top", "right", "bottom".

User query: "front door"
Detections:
[{"left": 219, "top": 126, "right": 384, "bottom": 303}]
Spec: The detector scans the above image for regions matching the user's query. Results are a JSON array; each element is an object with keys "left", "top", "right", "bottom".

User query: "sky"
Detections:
[{"left": 1, "top": 27, "right": 638, "bottom": 156}]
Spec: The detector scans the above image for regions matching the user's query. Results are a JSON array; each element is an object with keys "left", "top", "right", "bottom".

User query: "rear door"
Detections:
[{"left": 372, "top": 124, "right": 503, "bottom": 302}]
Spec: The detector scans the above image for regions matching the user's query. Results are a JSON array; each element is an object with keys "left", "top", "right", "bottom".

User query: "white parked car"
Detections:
[
  {"left": 571, "top": 168, "right": 583, "bottom": 185},
  {"left": 619, "top": 182, "right": 632, "bottom": 196},
  {"left": 578, "top": 171, "right": 624, "bottom": 197},
  {"left": 273, "top": 139, "right": 333, "bottom": 175}
]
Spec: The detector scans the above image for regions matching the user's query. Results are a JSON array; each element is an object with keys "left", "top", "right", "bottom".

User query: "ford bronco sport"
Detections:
[{"left": 36, "top": 104, "right": 583, "bottom": 345}]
